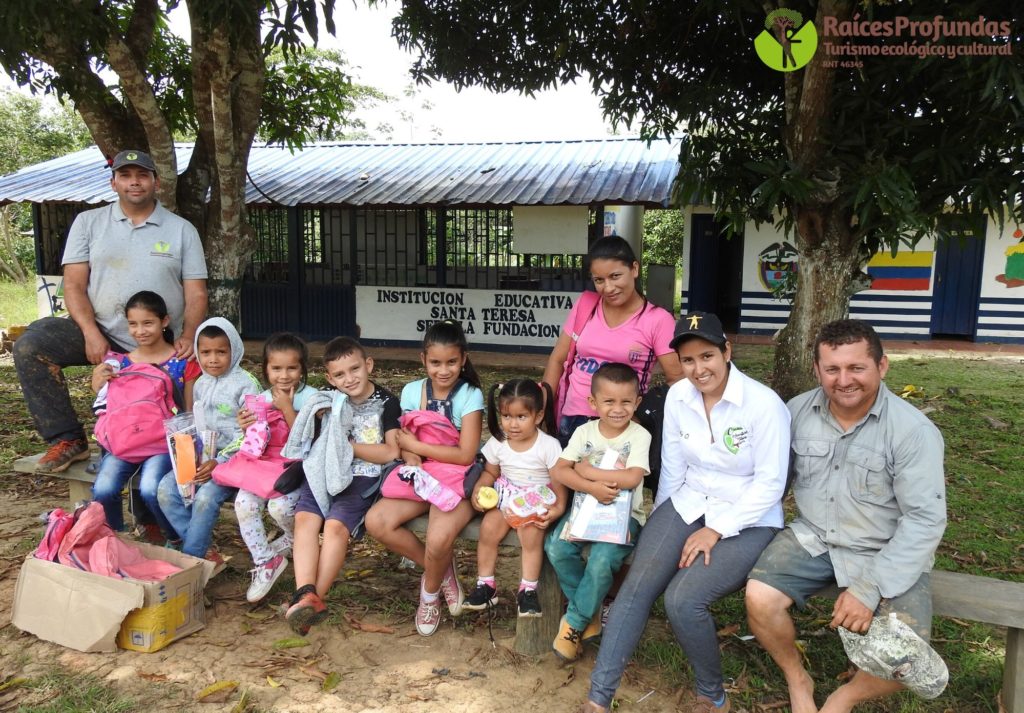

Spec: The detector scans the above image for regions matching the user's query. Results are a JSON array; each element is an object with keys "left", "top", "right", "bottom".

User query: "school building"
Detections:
[
  {"left": 0, "top": 140, "right": 1021, "bottom": 346},
  {"left": 682, "top": 208, "right": 1024, "bottom": 343}
]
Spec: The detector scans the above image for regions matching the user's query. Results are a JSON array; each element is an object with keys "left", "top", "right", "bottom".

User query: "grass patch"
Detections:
[
  {"left": 0, "top": 280, "right": 37, "bottom": 328},
  {"left": 17, "top": 669, "right": 139, "bottom": 712}
]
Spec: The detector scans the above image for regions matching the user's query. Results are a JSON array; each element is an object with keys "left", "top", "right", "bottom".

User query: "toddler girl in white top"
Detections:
[{"left": 465, "top": 379, "right": 568, "bottom": 618}]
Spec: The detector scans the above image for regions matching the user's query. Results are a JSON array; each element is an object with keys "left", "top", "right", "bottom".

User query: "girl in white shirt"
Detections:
[
  {"left": 464, "top": 379, "right": 568, "bottom": 618},
  {"left": 582, "top": 311, "right": 790, "bottom": 713}
]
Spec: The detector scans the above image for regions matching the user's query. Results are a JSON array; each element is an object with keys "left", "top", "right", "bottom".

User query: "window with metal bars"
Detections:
[
  {"left": 245, "top": 205, "right": 590, "bottom": 291},
  {"left": 36, "top": 202, "right": 93, "bottom": 274}
]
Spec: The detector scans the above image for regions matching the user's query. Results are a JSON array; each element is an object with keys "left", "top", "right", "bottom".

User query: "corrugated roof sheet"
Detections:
[{"left": 0, "top": 139, "right": 681, "bottom": 208}]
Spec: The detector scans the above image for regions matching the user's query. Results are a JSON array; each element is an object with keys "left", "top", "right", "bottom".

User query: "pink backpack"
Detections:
[
  {"left": 35, "top": 507, "right": 77, "bottom": 562},
  {"left": 94, "top": 363, "right": 183, "bottom": 461}
]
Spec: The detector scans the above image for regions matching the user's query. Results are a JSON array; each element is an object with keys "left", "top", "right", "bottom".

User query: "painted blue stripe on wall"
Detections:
[
  {"left": 978, "top": 309, "right": 1024, "bottom": 318},
  {"left": 849, "top": 294, "right": 932, "bottom": 303},
  {"left": 850, "top": 306, "right": 932, "bottom": 316},
  {"left": 865, "top": 267, "right": 932, "bottom": 279},
  {"left": 741, "top": 291, "right": 933, "bottom": 304},
  {"left": 975, "top": 322, "right": 1024, "bottom": 331},
  {"left": 742, "top": 303, "right": 791, "bottom": 312},
  {"left": 979, "top": 297, "right": 1024, "bottom": 305}
]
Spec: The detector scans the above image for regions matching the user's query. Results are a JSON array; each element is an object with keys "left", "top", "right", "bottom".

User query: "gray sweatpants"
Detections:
[{"left": 588, "top": 502, "right": 776, "bottom": 706}]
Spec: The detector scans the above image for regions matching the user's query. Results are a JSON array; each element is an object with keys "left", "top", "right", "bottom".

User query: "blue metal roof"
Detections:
[{"left": 0, "top": 139, "right": 681, "bottom": 208}]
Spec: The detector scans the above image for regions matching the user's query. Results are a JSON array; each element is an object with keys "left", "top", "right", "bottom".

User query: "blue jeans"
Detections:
[
  {"left": 92, "top": 452, "right": 173, "bottom": 535},
  {"left": 588, "top": 503, "right": 777, "bottom": 706},
  {"left": 157, "top": 470, "right": 235, "bottom": 557},
  {"left": 557, "top": 414, "right": 593, "bottom": 449},
  {"left": 544, "top": 513, "right": 641, "bottom": 631}
]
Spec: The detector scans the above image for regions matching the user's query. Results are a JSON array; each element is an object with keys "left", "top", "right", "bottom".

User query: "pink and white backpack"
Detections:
[{"left": 93, "top": 363, "right": 183, "bottom": 461}]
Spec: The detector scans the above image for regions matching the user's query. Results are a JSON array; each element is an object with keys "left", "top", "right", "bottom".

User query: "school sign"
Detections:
[{"left": 356, "top": 287, "right": 578, "bottom": 349}]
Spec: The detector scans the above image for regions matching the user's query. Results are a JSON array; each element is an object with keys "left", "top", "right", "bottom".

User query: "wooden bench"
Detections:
[
  {"left": 406, "top": 515, "right": 562, "bottom": 657},
  {"left": 816, "top": 572, "right": 1024, "bottom": 712},
  {"left": 13, "top": 452, "right": 128, "bottom": 506}
]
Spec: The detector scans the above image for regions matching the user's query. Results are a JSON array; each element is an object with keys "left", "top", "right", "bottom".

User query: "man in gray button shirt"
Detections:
[
  {"left": 14, "top": 150, "right": 208, "bottom": 474},
  {"left": 745, "top": 319, "right": 946, "bottom": 713}
]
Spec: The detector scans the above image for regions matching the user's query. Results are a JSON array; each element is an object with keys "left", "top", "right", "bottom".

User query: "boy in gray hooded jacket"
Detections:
[{"left": 158, "top": 317, "right": 261, "bottom": 558}]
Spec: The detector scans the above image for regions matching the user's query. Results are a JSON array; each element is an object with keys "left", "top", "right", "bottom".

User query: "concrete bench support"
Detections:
[{"left": 406, "top": 514, "right": 562, "bottom": 656}]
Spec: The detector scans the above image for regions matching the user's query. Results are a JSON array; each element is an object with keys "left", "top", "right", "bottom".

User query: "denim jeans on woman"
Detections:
[
  {"left": 157, "top": 470, "right": 235, "bottom": 557},
  {"left": 588, "top": 502, "right": 777, "bottom": 707},
  {"left": 92, "top": 452, "right": 173, "bottom": 535}
]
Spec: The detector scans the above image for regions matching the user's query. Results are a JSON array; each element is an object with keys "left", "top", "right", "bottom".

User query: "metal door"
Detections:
[{"left": 930, "top": 217, "right": 986, "bottom": 337}]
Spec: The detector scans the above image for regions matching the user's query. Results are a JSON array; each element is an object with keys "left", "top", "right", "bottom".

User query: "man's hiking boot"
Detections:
[{"left": 36, "top": 439, "right": 89, "bottom": 474}]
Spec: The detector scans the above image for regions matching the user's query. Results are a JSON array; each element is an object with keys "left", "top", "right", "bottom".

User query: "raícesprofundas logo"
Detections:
[{"left": 755, "top": 9, "right": 819, "bottom": 71}]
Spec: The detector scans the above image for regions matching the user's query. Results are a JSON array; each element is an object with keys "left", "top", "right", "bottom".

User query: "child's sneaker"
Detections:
[
  {"left": 415, "top": 583, "right": 442, "bottom": 637},
  {"left": 285, "top": 585, "right": 328, "bottom": 635},
  {"left": 582, "top": 609, "right": 603, "bottom": 642},
  {"left": 439, "top": 557, "right": 464, "bottom": 616},
  {"left": 553, "top": 616, "right": 583, "bottom": 661},
  {"left": 463, "top": 582, "right": 498, "bottom": 611},
  {"left": 247, "top": 555, "right": 288, "bottom": 603},
  {"left": 517, "top": 589, "right": 542, "bottom": 618},
  {"left": 138, "top": 522, "right": 166, "bottom": 546}
]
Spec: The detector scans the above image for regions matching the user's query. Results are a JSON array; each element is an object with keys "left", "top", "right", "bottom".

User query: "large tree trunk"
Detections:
[
  {"left": 772, "top": 205, "right": 858, "bottom": 401},
  {"left": 187, "top": 1, "right": 265, "bottom": 327}
]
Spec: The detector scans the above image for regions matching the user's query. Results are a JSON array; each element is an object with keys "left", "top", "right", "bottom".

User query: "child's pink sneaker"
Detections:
[
  {"left": 415, "top": 579, "right": 442, "bottom": 636},
  {"left": 439, "top": 557, "right": 464, "bottom": 616}
]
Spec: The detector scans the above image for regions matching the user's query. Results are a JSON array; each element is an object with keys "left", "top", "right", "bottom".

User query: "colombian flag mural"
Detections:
[{"left": 867, "top": 251, "right": 933, "bottom": 291}]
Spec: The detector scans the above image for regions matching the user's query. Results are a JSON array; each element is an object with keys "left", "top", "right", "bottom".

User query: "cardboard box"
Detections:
[{"left": 11, "top": 541, "right": 215, "bottom": 653}]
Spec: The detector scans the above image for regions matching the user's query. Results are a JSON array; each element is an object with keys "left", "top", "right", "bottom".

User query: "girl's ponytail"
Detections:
[
  {"left": 487, "top": 382, "right": 505, "bottom": 441},
  {"left": 460, "top": 355, "right": 483, "bottom": 392},
  {"left": 538, "top": 381, "right": 557, "bottom": 437}
]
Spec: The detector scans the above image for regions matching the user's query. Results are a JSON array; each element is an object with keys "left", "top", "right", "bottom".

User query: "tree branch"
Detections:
[
  {"left": 105, "top": 32, "right": 178, "bottom": 209},
  {"left": 124, "top": 0, "right": 161, "bottom": 61}
]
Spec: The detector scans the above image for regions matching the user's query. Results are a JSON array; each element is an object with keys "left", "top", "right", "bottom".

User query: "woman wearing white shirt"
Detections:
[{"left": 581, "top": 312, "right": 791, "bottom": 713}]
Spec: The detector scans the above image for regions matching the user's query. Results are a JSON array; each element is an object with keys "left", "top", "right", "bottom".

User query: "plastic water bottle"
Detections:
[{"left": 409, "top": 468, "right": 463, "bottom": 512}]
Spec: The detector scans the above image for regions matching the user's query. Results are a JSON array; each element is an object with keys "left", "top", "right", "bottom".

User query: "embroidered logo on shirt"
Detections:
[
  {"left": 151, "top": 241, "right": 173, "bottom": 257},
  {"left": 216, "top": 403, "right": 234, "bottom": 416},
  {"left": 723, "top": 426, "right": 749, "bottom": 454}
]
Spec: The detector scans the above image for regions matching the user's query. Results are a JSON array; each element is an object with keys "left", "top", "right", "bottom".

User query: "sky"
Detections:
[{"left": 183, "top": 3, "right": 618, "bottom": 143}]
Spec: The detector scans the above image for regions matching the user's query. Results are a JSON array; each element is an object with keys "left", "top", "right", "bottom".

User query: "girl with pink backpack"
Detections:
[
  {"left": 90, "top": 291, "right": 200, "bottom": 542},
  {"left": 211, "top": 333, "right": 317, "bottom": 602},
  {"left": 364, "top": 320, "right": 485, "bottom": 637}
]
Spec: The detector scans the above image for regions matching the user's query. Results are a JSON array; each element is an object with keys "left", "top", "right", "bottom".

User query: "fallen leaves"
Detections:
[
  {"left": 344, "top": 615, "right": 395, "bottom": 634},
  {"left": 271, "top": 637, "right": 311, "bottom": 650},
  {"left": 196, "top": 680, "right": 238, "bottom": 703},
  {"left": 322, "top": 672, "right": 341, "bottom": 691}
]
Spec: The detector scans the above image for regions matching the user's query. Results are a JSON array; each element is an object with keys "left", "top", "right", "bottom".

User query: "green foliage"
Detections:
[
  {"left": 0, "top": 90, "right": 91, "bottom": 175},
  {"left": 0, "top": 90, "right": 90, "bottom": 280},
  {"left": 260, "top": 47, "right": 390, "bottom": 148},
  {"left": 642, "top": 209, "right": 684, "bottom": 268}
]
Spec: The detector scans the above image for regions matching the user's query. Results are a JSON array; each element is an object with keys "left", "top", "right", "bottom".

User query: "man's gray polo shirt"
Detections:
[
  {"left": 62, "top": 201, "right": 207, "bottom": 348},
  {"left": 786, "top": 384, "right": 946, "bottom": 611}
]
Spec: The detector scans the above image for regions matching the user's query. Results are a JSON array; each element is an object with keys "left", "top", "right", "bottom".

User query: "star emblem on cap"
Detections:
[{"left": 688, "top": 314, "right": 702, "bottom": 329}]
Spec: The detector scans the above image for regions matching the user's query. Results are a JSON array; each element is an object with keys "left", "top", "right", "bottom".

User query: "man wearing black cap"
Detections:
[{"left": 14, "top": 150, "right": 208, "bottom": 474}]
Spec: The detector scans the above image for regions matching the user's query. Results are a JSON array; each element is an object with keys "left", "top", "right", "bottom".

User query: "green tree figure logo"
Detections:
[{"left": 755, "top": 9, "right": 818, "bottom": 72}]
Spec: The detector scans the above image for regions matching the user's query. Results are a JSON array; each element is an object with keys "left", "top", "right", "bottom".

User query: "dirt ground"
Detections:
[{"left": 0, "top": 473, "right": 698, "bottom": 713}]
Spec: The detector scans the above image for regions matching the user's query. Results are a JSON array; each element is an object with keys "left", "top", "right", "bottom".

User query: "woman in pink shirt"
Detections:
[{"left": 543, "top": 236, "right": 683, "bottom": 446}]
